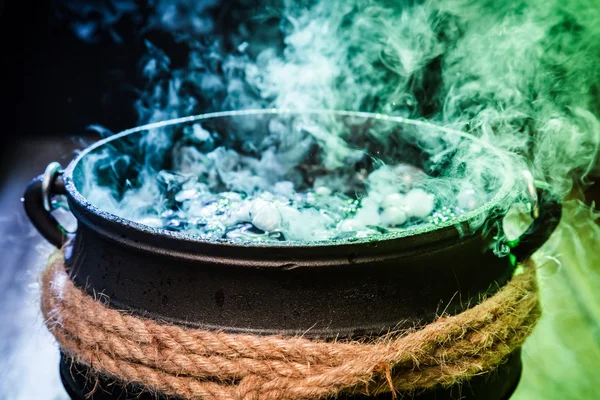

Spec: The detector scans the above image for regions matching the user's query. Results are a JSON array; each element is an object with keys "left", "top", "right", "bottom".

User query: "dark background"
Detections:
[
  {"left": 0, "top": 0, "right": 155, "bottom": 185},
  {"left": 0, "top": 0, "right": 262, "bottom": 143},
  {"left": 1, "top": 0, "right": 141, "bottom": 141}
]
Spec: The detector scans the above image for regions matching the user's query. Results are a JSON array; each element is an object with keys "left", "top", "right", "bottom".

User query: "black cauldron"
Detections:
[{"left": 24, "top": 110, "right": 561, "bottom": 400}]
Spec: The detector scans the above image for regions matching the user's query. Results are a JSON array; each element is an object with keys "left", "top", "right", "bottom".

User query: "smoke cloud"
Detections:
[{"left": 64, "top": 0, "right": 599, "bottom": 248}]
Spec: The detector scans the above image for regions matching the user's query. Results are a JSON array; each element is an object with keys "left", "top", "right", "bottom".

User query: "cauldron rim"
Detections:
[{"left": 62, "top": 108, "right": 514, "bottom": 251}]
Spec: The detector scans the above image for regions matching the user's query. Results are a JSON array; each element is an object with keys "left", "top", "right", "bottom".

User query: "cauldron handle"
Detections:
[
  {"left": 23, "top": 162, "right": 69, "bottom": 248},
  {"left": 509, "top": 185, "right": 562, "bottom": 263}
]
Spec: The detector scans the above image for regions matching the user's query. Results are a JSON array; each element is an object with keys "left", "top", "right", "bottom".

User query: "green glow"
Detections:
[{"left": 513, "top": 201, "right": 600, "bottom": 399}]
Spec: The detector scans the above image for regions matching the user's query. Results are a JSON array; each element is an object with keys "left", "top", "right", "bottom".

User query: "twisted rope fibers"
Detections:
[{"left": 41, "top": 253, "right": 540, "bottom": 400}]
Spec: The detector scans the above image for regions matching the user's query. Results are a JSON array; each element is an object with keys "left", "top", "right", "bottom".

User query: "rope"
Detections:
[{"left": 41, "top": 253, "right": 540, "bottom": 400}]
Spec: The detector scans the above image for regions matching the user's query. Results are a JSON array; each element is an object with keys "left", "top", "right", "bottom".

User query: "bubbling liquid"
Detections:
[
  {"left": 80, "top": 112, "right": 513, "bottom": 245},
  {"left": 129, "top": 163, "right": 476, "bottom": 243}
]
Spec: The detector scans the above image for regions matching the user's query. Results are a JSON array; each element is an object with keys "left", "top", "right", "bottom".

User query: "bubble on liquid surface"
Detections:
[
  {"left": 251, "top": 203, "right": 282, "bottom": 232},
  {"left": 404, "top": 189, "right": 435, "bottom": 219},
  {"left": 381, "top": 207, "right": 407, "bottom": 227},
  {"left": 95, "top": 153, "right": 475, "bottom": 243},
  {"left": 381, "top": 193, "right": 406, "bottom": 209}
]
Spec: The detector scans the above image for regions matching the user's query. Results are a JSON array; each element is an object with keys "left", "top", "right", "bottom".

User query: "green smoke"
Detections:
[
  {"left": 253, "top": 0, "right": 600, "bottom": 194},
  {"left": 514, "top": 201, "right": 600, "bottom": 399},
  {"left": 250, "top": 0, "right": 600, "bottom": 397}
]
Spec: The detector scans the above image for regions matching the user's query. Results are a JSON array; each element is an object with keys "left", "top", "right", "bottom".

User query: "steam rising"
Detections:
[
  {"left": 72, "top": 0, "right": 599, "bottom": 247},
  {"left": 80, "top": 111, "right": 518, "bottom": 244}
]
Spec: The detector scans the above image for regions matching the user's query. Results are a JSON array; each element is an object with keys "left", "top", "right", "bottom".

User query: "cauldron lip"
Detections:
[{"left": 63, "top": 109, "right": 514, "bottom": 249}]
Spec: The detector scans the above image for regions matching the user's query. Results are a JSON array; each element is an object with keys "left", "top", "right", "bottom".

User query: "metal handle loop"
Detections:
[
  {"left": 23, "top": 162, "right": 70, "bottom": 248},
  {"left": 42, "top": 162, "right": 64, "bottom": 212},
  {"left": 507, "top": 171, "right": 562, "bottom": 263}
]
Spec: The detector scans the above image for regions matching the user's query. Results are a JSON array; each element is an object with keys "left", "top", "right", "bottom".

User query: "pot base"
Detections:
[{"left": 59, "top": 349, "right": 522, "bottom": 400}]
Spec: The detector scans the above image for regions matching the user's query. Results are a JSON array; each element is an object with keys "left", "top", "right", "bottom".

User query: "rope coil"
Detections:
[{"left": 41, "top": 253, "right": 540, "bottom": 400}]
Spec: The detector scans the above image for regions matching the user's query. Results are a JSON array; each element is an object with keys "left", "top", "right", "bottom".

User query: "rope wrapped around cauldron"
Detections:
[{"left": 41, "top": 251, "right": 540, "bottom": 400}]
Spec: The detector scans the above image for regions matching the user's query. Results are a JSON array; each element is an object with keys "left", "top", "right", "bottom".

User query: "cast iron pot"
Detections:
[{"left": 24, "top": 110, "right": 562, "bottom": 400}]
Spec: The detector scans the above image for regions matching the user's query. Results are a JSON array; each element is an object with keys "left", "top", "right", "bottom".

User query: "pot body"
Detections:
[
  {"left": 64, "top": 204, "right": 516, "bottom": 337},
  {"left": 23, "top": 110, "right": 563, "bottom": 399},
  {"left": 57, "top": 207, "right": 527, "bottom": 399}
]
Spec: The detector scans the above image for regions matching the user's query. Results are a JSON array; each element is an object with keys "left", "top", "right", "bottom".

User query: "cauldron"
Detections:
[{"left": 24, "top": 110, "right": 561, "bottom": 399}]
